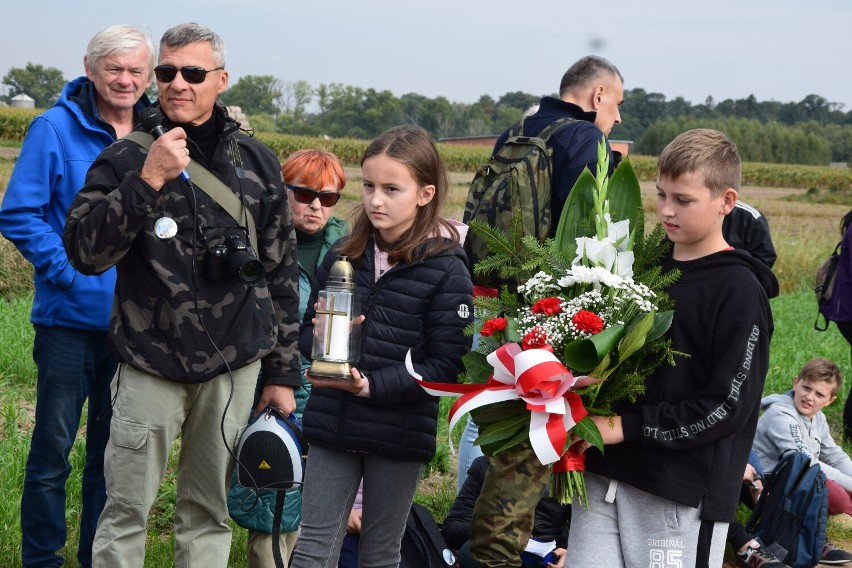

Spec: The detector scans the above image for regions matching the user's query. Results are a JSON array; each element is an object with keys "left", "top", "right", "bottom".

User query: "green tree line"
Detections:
[
  {"left": 4, "top": 62, "right": 852, "bottom": 165},
  {"left": 220, "top": 76, "right": 852, "bottom": 166}
]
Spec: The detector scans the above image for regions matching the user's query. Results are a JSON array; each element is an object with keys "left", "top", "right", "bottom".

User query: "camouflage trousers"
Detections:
[{"left": 470, "top": 442, "right": 551, "bottom": 568}]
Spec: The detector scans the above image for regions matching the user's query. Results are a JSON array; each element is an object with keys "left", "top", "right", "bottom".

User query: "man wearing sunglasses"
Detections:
[
  {"left": 0, "top": 25, "right": 154, "bottom": 568},
  {"left": 64, "top": 23, "right": 301, "bottom": 568}
]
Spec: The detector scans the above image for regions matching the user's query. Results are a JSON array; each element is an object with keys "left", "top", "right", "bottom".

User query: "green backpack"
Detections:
[{"left": 462, "top": 116, "right": 575, "bottom": 287}]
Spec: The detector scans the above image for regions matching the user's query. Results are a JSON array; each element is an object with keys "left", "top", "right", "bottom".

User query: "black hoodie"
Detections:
[{"left": 585, "top": 248, "right": 779, "bottom": 521}]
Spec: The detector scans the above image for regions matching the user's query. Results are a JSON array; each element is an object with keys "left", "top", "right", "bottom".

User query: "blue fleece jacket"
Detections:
[{"left": 0, "top": 76, "right": 147, "bottom": 329}]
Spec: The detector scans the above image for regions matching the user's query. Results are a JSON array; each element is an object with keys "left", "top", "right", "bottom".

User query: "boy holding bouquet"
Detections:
[{"left": 567, "top": 129, "right": 779, "bottom": 567}]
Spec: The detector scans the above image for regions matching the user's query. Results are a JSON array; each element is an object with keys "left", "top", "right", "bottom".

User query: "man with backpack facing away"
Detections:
[
  {"left": 462, "top": 55, "right": 623, "bottom": 295},
  {"left": 494, "top": 55, "right": 624, "bottom": 222},
  {"left": 492, "top": 55, "right": 623, "bottom": 235},
  {"left": 503, "top": 56, "right": 621, "bottom": 220}
]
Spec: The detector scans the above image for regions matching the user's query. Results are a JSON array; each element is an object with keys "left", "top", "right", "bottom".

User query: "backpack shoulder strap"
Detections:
[
  {"left": 513, "top": 118, "right": 525, "bottom": 137},
  {"left": 124, "top": 131, "right": 258, "bottom": 252},
  {"left": 534, "top": 116, "right": 578, "bottom": 143}
]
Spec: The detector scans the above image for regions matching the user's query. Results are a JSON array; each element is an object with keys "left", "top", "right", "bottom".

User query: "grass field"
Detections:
[{"left": 0, "top": 150, "right": 850, "bottom": 566}]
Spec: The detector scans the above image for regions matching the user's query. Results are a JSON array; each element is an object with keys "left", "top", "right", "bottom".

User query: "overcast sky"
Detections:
[{"left": 2, "top": 0, "right": 850, "bottom": 113}]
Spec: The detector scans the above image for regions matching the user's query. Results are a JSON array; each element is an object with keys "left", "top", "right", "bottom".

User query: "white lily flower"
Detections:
[
  {"left": 606, "top": 217, "right": 631, "bottom": 251},
  {"left": 574, "top": 236, "right": 617, "bottom": 271},
  {"left": 614, "top": 251, "right": 635, "bottom": 278}
]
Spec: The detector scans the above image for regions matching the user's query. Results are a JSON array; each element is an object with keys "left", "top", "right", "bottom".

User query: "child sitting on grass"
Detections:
[
  {"left": 754, "top": 357, "right": 852, "bottom": 538},
  {"left": 754, "top": 358, "right": 852, "bottom": 544}
]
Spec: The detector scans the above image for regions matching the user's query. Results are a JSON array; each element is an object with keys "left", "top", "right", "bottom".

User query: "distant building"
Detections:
[
  {"left": 438, "top": 134, "right": 632, "bottom": 157},
  {"left": 10, "top": 94, "right": 35, "bottom": 109}
]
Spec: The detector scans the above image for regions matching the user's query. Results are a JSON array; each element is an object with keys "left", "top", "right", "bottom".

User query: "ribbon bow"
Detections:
[{"left": 408, "top": 343, "right": 592, "bottom": 466}]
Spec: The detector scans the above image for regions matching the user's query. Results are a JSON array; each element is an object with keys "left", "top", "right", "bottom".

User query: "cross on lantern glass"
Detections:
[{"left": 309, "top": 256, "right": 363, "bottom": 379}]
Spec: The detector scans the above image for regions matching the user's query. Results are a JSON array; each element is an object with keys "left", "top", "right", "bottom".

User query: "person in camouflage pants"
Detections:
[
  {"left": 63, "top": 23, "right": 301, "bottom": 568},
  {"left": 470, "top": 442, "right": 553, "bottom": 568}
]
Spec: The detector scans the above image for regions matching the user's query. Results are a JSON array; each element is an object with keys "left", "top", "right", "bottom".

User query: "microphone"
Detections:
[{"left": 139, "top": 107, "right": 191, "bottom": 182}]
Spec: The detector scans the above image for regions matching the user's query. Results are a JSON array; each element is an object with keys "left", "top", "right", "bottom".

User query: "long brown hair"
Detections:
[{"left": 339, "top": 125, "right": 459, "bottom": 263}]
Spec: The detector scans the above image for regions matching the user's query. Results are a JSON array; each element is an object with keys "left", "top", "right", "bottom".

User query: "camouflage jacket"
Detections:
[{"left": 63, "top": 105, "right": 301, "bottom": 386}]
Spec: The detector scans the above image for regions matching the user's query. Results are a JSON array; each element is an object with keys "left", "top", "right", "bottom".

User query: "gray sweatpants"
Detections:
[{"left": 565, "top": 472, "right": 728, "bottom": 568}]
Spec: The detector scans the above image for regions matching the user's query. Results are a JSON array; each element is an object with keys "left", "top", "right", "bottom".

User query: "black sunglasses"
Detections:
[
  {"left": 286, "top": 184, "right": 341, "bottom": 207},
  {"left": 154, "top": 65, "right": 224, "bottom": 84}
]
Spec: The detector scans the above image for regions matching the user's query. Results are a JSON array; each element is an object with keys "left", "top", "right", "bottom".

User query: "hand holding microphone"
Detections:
[{"left": 138, "top": 108, "right": 191, "bottom": 191}]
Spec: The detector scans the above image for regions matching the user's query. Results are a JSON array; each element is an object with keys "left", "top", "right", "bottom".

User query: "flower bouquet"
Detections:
[{"left": 410, "top": 139, "right": 679, "bottom": 507}]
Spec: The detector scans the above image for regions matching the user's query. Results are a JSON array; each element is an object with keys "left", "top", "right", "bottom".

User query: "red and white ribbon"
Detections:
[{"left": 407, "top": 343, "right": 592, "bottom": 466}]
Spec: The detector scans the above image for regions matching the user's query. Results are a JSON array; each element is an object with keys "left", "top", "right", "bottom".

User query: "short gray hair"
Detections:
[
  {"left": 160, "top": 22, "right": 226, "bottom": 67},
  {"left": 559, "top": 56, "right": 623, "bottom": 97},
  {"left": 86, "top": 25, "right": 156, "bottom": 83}
]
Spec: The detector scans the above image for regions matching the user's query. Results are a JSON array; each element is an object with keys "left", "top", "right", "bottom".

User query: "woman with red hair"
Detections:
[{"left": 229, "top": 149, "right": 347, "bottom": 567}]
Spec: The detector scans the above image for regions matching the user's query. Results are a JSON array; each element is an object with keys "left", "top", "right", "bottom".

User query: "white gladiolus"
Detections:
[
  {"left": 574, "top": 236, "right": 617, "bottom": 270},
  {"left": 605, "top": 214, "right": 631, "bottom": 251},
  {"left": 614, "top": 251, "right": 635, "bottom": 279}
]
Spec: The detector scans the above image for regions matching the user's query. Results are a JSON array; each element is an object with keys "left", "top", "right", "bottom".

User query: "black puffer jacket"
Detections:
[{"left": 299, "top": 237, "right": 473, "bottom": 463}]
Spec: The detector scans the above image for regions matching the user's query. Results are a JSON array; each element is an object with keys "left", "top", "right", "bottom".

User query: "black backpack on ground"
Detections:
[
  {"left": 745, "top": 451, "right": 828, "bottom": 568},
  {"left": 399, "top": 503, "right": 460, "bottom": 568}
]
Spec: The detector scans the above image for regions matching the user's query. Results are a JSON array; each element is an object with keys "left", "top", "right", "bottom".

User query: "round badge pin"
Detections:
[{"left": 154, "top": 217, "right": 178, "bottom": 239}]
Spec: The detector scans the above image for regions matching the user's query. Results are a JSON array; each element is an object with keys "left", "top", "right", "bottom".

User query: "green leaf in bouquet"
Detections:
[
  {"left": 562, "top": 324, "right": 626, "bottom": 372},
  {"left": 644, "top": 310, "right": 674, "bottom": 344},
  {"left": 569, "top": 415, "right": 605, "bottom": 454},
  {"left": 462, "top": 351, "right": 493, "bottom": 384},
  {"left": 477, "top": 335, "right": 499, "bottom": 352},
  {"left": 470, "top": 399, "right": 527, "bottom": 425},
  {"left": 480, "top": 424, "right": 531, "bottom": 456},
  {"left": 590, "top": 351, "right": 613, "bottom": 381},
  {"left": 505, "top": 318, "right": 523, "bottom": 343},
  {"left": 617, "top": 311, "right": 655, "bottom": 362},
  {"left": 605, "top": 157, "right": 643, "bottom": 230},
  {"left": 553, "top": 168, "right": 597, "bottom": 257},
  {"left": 474, "top": 410, "right": 530, "bottom": 447}
]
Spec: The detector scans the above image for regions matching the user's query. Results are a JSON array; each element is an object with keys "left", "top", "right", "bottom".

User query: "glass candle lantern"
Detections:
[{"left": 309, "top": 256, "right": 362, "bottom": 379}]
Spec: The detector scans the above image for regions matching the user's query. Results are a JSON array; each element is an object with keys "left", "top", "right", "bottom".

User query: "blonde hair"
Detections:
[
  {"left": 798, "top": 357, "right": 842, "bottom": 396},
  {"left": 657, "top": 128, "right": 741, "bottom": 196}
]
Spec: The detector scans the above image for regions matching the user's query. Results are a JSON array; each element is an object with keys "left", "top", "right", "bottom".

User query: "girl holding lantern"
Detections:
[{"left": 291, "top": 125, "right": 473, "bottom": 568}]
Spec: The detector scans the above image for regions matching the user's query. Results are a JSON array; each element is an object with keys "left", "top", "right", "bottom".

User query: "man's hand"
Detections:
[
  {"left": 139, "top": 127, "right": 190, "bottom": 191},
  {"left": 255, "top": 384, "right": 296, "bottom": 416}
]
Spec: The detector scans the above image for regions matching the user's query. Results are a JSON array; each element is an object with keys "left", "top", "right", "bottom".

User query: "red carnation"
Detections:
[
  {"left": 480, "top": 317, "right": 507, "bottom": 337},
  {"left": 531, "top": 297, "right": 563, "bottom": 316},
  {"left": 572, "top": 310, "right": 604, "bottom": 335},
  {"left": 522, "top": 327, "right": 550, "bottom": 351}
]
